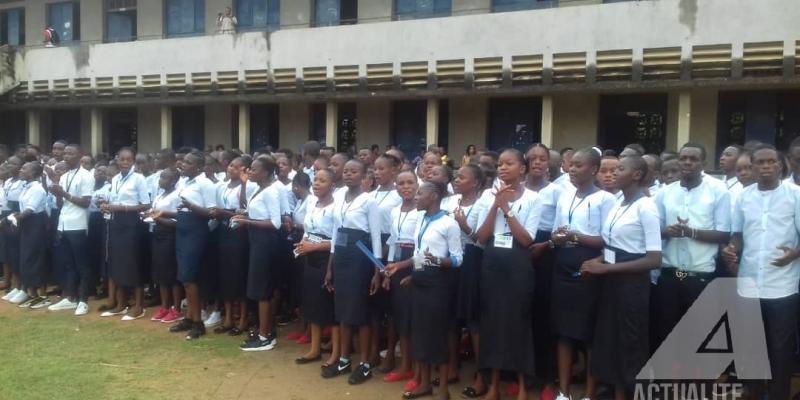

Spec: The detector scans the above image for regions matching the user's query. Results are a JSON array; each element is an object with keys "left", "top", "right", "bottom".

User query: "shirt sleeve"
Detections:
[
  {"left": 446, "top": 220, "right": 464, "bottom": 267},
  {"left": 731, "top": 189, "right": 744, "bottom": 233},
  {"left": 520, "top": 195, "right": 541, "bottom": 241},
  {"left": 714, "top": 188, "right": 731, "bottom": 232},
  {"left": 640, "top": 200, "right": 663, "bottom": 252},
  {"left": 330, "top": 199, "right": 341, "bottom": 254},
  {"left": 204, "top": 182, "right": 218, "bottom": 209},
  {"left": 26, "top": 185, "right": 46, "bottom": 212},
  {"left": 655, "top": 188, "right": 667, "bottom": 229},
  {"left": 552, "top": 194, "right": 564, "bottom": 232},
  {"left": 262, "top": 188, "right": 282, "bottom": 229},
  {"left": 136, "top": 176, "right": 150, "bottom": 205},
  {"left": 387, "top": 209, "right": 398, "bottom": 261},
  {"left": 79, "top": 171, "right": 95, "bottom": 198},
  {"left": 366, "top": 198, "right": 382, "bottom": 257},
  {"left": 475, "top": 193, "right": 491, "bottom": 235}
]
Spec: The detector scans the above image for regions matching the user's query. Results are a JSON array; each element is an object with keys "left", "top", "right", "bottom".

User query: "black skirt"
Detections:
[
  {"left": 369, "top": 233, "right": 393, "bottom": 317},
  {"left": 87, "top": 212, "right": 106, "bottom": 283},
  {"left": 217, "top": 222, "right": 249, "bottom": 301},
  {"left": 591, "top": 248, "right": 651, "bottom": 389},
  {"left": 551, "top": 245, "right": 602, "bottom": 342},
  {"left": 333, "top": 228, "right": 374, "bottom": 326},
  {"left": 246, "top": 226, "right": 277, "bottom": 301},
  {"left": 176, "top": 211, "right": 209, "bottom": 284},
  {"left": 109, "top": 212, "right": 143, "bottom": 288},
  {"left": 3, "top": 201, "right": 20, "bottom": 274},
  {"left": 19, "top": 212, "right": 47, "bottom": 288},
  {"left": 532, "top": 230, "right": 557, "bottom": 382},
  {"left": 150, "top": 224, "right": 177, "bottom": 286},
  {"left": 478, "top": 237, "right": 536, "bottom": 377},
  {"left": 303, "top": 249, "right": 335, "bottom": 326},
  {"left": 390, "top": 244, "right": 415, "bottom": 336},
  {"left": 411, "top": 264, "right": 456, "bottom": 365},
  {"left": 456, "top": 244, "right": 483, "bottom": 326}
]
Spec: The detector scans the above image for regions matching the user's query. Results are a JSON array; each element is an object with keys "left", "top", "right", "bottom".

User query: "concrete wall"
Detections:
[
  {"left": 137, "top": 105, "right": 161, "bottom": 153},
  {"left": 279, "top": 102, "right": 310, "bottom": 153},
  {"left": 551, "top": 93, "right": 599, "bottom": 150},
  {"left": 357, "top": 99, "right": 390, "bottom": 149},
  {"left": 448, "top": 96, "right": 487, "bottom": 156},
  {"left": 690, "top": 88, "right": 719, "bottom": 160},
  {"left": 205, "top": 104, "right": 233, "bottom": 150}
]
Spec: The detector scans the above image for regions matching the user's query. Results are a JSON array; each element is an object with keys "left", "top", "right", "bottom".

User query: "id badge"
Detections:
[
  {"left": 103, "top": 212, "right": 112, "bottom": 221},
  {"left": 493, "top": 234, "right": 513, "bottom": 249},
  {"left": 603, "top": 248, "right": 616, "bottom": 264},
  {"left": 335, "top": 232, "right": 348, "bottom": 247},
  {"left": 413, "top": 252, "right": 424, "bottom": 270},
  {"left": 307, "top": 234, "right": 323, "bottom": 244}
]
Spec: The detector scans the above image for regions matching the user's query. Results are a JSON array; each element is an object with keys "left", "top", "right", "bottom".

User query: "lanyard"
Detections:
[
  {"left": 417, "top": 210, "right": 446, "bottom": 250},
  {"left": 115, "top": 169, "right": 134, "bottom": 195},
  {"left": 340, "top": 191, "right": 361, "bottom": 222},
  {"left": 64, "top": 168, "right": 79, "bottom": 194},
  {"left": 396, "top": 210, "right": 412, "bottom": 239},
  {"left": 223, "top": 183, "right": 240, "bottom": 210},
  {"left": 502, "top": 202, "right": 523, "bottom": 233},
  {"left": 606, "top": 192, "right": 644, "bottom": 244},
  {"left": 568, "top": 186, "right": 598, "bottom": 225},
  {"left": 374, "top": 189, "right": 392, "bottom": 206}
]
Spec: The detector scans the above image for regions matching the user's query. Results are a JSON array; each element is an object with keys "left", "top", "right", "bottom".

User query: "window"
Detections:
[
  {"left": 105, "top": 0, "right": 137, "bottom": 42},
  {"left": 395, "top": 0, "right": 451, "bottom": 20},
  {"left": 716, "top": 91, "right": 800, "bottom": 157},
  {"left": 487, "top": 97, "right": 542, "bottom": 152},
  {"left": 165, "top": 0, "right": 204, "bottom": 38},
  {"left": 106, "top": 108, "right": 138, "bottom": 154},
  {"left": 172, "top": 106, "right": 205, "bottom": 150},
  {"left": 598, "top": 94, "right": 667, "bottom": 154},
  {"left": 48, "top": 2, "right": 80, "bottom": 43},
  {"left": 236, "top": 0, "right": 280, "bottom": 32},
  {"left": 491, "top": 0, "right": 557, "bottom": 13},
  {"left": 250, "top": 104, "right": 279, "bottom": 151},
  {"left": 314, "top": 0, "right": 357, "bottom": 27},
  {"left": 0, "top": 9, "right": 25, "bottom": 46},
  {"left": 309, "top": 103, "right": 326, "bottom": 143},
  {"left": 392, "top": 100, "right": 427, "bottom": 158}
]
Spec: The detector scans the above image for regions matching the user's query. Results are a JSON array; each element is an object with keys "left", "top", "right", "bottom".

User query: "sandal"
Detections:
[
  {"left": 461, "top": 386, "right": 488, "bottom": 399},
  {"left": 404, "top": 380, "right": 419, "bottom": 393},
  {"left": 295, "top": 355, "right": 322, "bottom": 365},
  {"left": 214, "top": 325, "right": 232, "bottom": 334},
  {"left": 228, "top": 327, "right": 245, "bottom": 336},
  {"left": 403, "top": 389, "right": 433, "bottom": 399},
  {"left": 97, "top": 304, "right": 116, "bottom": 312},
  {"left": 432, "top": 376, "right": 460, "bottom": 386},
  {"left": 384, "top": 371, "right": 416, "bottom": 382}
]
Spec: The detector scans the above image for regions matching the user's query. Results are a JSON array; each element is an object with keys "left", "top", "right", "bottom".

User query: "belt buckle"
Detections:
[{"left": 675, "top": 269, "right": 688, "bottom": 281}]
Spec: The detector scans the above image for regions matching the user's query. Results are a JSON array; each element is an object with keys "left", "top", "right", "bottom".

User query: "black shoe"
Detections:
[
  {"left": 348, "top": 363, "right": 372, "bottom": 385},
  {"left": 239, "top": 333, "right": 276, "bottom": 351},
  {"left": 321, "top": 359, "right": 352, "bottom": 379},
  {"left": 185, "top": 322, "right": 206, "bottom": 340},
  {"left": 170, "top": 318, "right": 193, "bottom": 333}
]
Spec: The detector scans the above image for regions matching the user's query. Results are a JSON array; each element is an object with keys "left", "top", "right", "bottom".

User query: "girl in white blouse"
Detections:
[
  {"left": 14, "top": 162, "right": 48, "bottom": 308},
  {"left": 1, "top": 156, "right": 24, "bottom": 304},
  {"left": 581, "top": 155, "right": 662, "bottom": 400},
  {"left": 475, "top": 149, "right": 542, "bottom": 400}
]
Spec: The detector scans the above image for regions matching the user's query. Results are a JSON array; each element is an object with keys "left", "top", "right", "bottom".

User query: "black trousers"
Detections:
[
  {"left": 654, "top": 270, "right": 712, "bottom": 350},
  {"left": 56, "top": 230, "right": 91, "bottom": 302},
  {"left": 748, "top": 293, "right": 799, "bottom": 400}
]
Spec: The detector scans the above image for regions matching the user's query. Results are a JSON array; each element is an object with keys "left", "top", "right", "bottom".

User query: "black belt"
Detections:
[{"left": 662, "top": 267, "right": 715, "bottom": 281}]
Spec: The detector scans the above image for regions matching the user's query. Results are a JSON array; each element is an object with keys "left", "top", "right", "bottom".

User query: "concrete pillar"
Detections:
[
  {"left": 541, "top": 95, "right": 554, "bottom": 148},
  {"left": 325, "top": 101, "right": 338, "bottom": 148},
  {"left": 160, "top": 106, "right": 172, "bottom": 150},
  {"left": 238, "top": 103, "right": 250, "bottom": 152},
  {"left": 90, "top": 108, "right": 104, "bottom": 157},
  {"left": 426, "top": 99, "right": 439, "bottom": 147},
  {"left": 676, "top": 91, "right": 692, "bottom": 149},
  {"left": 27, "top": 110, "right": 41, "bottom": 146}
]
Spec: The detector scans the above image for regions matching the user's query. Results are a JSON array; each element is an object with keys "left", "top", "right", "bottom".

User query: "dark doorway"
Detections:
[
  {"left": 392, "top": 100, "right": 427, "bottom": 160},
  {"left": 716, "top": 90, "right": 800, "bottom": 156},
  {"left": 250, "top": 104, "right": 279, "bottom": 152},
  {"left": 0, "top": 111, "right": 26, "bottom": 147},
  {"left": 309, "top": 103, "right": 326, "bottom": 144},
  {"left": 50, "top": 109, "right": 81, "bottom": 145},
  {"left": 487, "top": 97, "right": 541, "bottom": 152},
  {"left": 598, "top": 94, "right": 667, "bottom": 154},
  {"left": 172, "top": 106, "right": 205, "bottom": 150},
  {"left": 106, "top": 108, "right": 138, "bottom": 154},
  {"left": 438, "top": 100, "right": 449, "bottom": 155},
  {"left": 337, "top": 102, "right": 357, "bottom": 154}
]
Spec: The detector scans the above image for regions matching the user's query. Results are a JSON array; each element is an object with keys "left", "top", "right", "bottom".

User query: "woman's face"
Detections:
[
  {"left": 526, "top": 146, "right": 549, "bottom": 180},
  {"left": 19, "top": 162, "right": 35, "bottom": 181},
  {"left": 180, "top": 155, "right": 201, "bottom": 178},
  {"left": 613, "top": 158, "right": 640, "bottom": 190},
  {"left": 342, "top": 160, "right": 364, "bottom": 189},
  {"left": 312, "top": 170, "right": 334, "bottom": 199},
  {"left": 736, "top": 155, "right": 754, "bottom": 187},
  {"left": 277, "top": 157, "right": 291, "bottom": 179},
  {"left": 373, "top": 158, "right": 396, "bottom": 187},
  {"left": 396, "top": 172, "right": 418, "bottom": 201},
  {"left": 118, "top": 150, "right": 134, "bottom": 173},
  {"left": 453, "top": 167, "right": 478, "bottom": 195},
  {"left": 428, "top": 166, "right": 449, "bottom": 185},
  {"left": 330, "top": 155, "right": 346, "bottom": 181},
  {"left": 468, "top": 145, "right": 476, "bottom": 156},
  {"left": 248, "top": 160, "right": 266, "bottom": 182},
  {"left": 497, "top": 151, "right": 525, "bottom": 184},
  {"left": 422, "top": 154, "right": 440, "bottom": 179},
  {"left": 414, "top": 184, "right": 436, "bottom": 211},
  {"left": 597, "top": 158, "right": 619, "bottom": 192},
  {"left": 568, "top": 152, "right": 597, "bottom": 187}
]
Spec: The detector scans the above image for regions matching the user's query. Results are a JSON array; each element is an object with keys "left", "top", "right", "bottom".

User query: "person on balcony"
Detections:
[{"left": 217, "top": 7, "right": 238, "bottom": 34}]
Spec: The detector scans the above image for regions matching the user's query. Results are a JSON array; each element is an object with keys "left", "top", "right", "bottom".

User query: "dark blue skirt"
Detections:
[
  {"left": 109, "top": 212, "right": 143, "bottom": 288},
  {"left": 20, "top": 212, "right": 47, "bottom": 288},
  {"left": 390, "top": 245, "right": 415, "bottom": 336},
  {"left": 333, "top": 228, "right": 374, "bottom": 326},
  {"left": 176, "top": 211, "right": 209, "bottom": 284},
  {"left": 246, "top": 226, "right": 277, "bottom": 301},
  {"left": 411, "top": 264, "right": 456, "bottom": 365}
]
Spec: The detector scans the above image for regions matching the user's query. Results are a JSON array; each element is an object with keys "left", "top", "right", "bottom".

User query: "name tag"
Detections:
[
  {"left": 493, "top": 234, "right": 513, "bottom": 249},
  {"left": 307, "top": 234, "right": 324, "bottom": 244},
  {"left": 413, "top": 252, "right": 424, "bottom": 270},
  {"left": 334, "top": 232, "right": 348, "bottom": 247},
  {"left": 603, "top": 248, "right": 616, "bottom": 264},
  {"left": 103, "top": 213, "right": 112, "bottom": 221}
]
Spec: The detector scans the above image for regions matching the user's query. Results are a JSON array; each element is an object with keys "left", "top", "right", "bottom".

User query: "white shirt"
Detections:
[
  {"left": 293, "top": 194, "right": 313, "bottom": 225},
  {"left": 476, "top": 187, "right": 542, "bottom": 241},
  {"left": 371, "top": 188, "right": 403, "bottom": 235},
  {"left": 441, "top": 194, "right": 480, "bottom": 246},
  {"left": 303, "top": 166, "right": 315, "bottom": 184},
  {"left": 90, "top": 182, "right": 111, "bottom": 213},
  {"left": 387, "top": 205, "right": 422, "bottom": 262},
  {"left": 330, "top": 190, "right": 382, "bottom": 257},
  {"left": 110, "top": 169, "right": 149, "bottom": 206},
  {"left": 553, "top": 187, "right": 616, "bottom": 236},
  {"left": 413, "top": 211, "right": 464, "bottom": 267},
  {"left": 145, "top": 173, "right": 160, "bottom": 203},
  {"left": 217, "top": 180, "right": 257, "bottom": 211},
  {"left": 19, "top": 181, "right": 47, "bottom": 213},
  {"left": 656, "top": 179, "right": 731, "bottom": 273},
  {"left": 601, "top": 195, "right": 662, "bottom": 255},
  {"left": 57, "top": 167, "right": 95, "bottom": 231},
  {"left": 275, "top": 180, "right": 294, "bottom": 216},
  {"left": 303, "top": 196, "right": 335, "bottom": 239},
  {"left": 247, "top": 183, "right": 282, "bottom": 228},
  {"left": 553, "top": 173, "right": 574, "bottom": 190},
  {"left": 724, "top": 176, "right": 740, "bottom": 191},
  {"left": 536, "top": 182, "right": 564, "bottom": 232},
  {"left": 178, "top": 175, "right": 218, "bottom": 211},
  {"left": 733, "top": 182, "right": 800, "bottom": 299},
  {"left": 152, "top": 189, "right": 181, "bottom": 213},
  {"left": 3, "top": 179, "right": 24, "bottom": 209}
]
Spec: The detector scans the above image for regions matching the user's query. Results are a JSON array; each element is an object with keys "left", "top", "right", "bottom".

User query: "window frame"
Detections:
[
  {"left": 0, "top": 8, "right": 25, "bottom": 46},
  {"left": 234, "top": 0, "right": 280, "bottom": 33},
  {"left": 103, "top": 0, "right": 138, "bottom": 43},
  {"left": 164, "top": 0, "right": 205, "bottom": 38},
  {"left": 490, "top": 0, "right": 558, "bottom": 13},
  {"left": 312, "top": 0, "right": 357, "bottom": 27},
  {"left": 46, "top": 1, "right": 81, "bottom": 44},
  {"left": 393, "top": 0, "right": 452, "bottom": 21}
]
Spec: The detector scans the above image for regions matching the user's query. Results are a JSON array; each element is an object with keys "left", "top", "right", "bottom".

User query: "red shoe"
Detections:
[
  {"left": 160, "top": 308, "right": 184, "bottom": 324},
  {"left": 384, "top": 371, "right": 415, "bottom": 382},
  {"left": 540, "top": 386, "right": 557, "bottom": 400},
  {"left": 404, "top": 379, "right": 419, "bottom": 392},
  {"left": 151, "top": 307, "right": 169, "bottom": 322},
  {"left": 295, "top": 335, "right": 311, "bottom": 344},
  {"left": 505, "top": 383, "right": 520, "bottom": 397},
  {"left": 287, "top": 331, "right": 303, "bottom": 340}
]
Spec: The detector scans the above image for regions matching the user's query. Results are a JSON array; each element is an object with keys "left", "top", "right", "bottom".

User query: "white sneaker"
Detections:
[
  {"left": 10, "top": 290, "right": 28, "bottom": 305},
  {"left": 75, "top": 302, "right": 89, "bottom": 316},
  {"left": 203, "top": 310, "right": 221, "bottom": 327},
  {"left": 556, "top": 392, "right": 572, "bottom": 400},
  {"left": 2, "top": 288, "right": 19, "bottom": 301},
  {"left": 31, "top": 297, "right": 52, "bottom": 309},
  {"left": 180, "top": 298, "right": 188, "bottom": 311},
  {"left": 48, "top": 298, "right": 78, "bottom": 311}
]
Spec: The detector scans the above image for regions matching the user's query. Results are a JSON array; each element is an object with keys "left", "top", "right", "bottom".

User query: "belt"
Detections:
[{"left": 662, "top": 267, "right": 715, "bottom": 281}]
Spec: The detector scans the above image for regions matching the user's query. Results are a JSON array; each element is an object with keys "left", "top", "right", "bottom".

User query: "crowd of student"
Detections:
[{"left": 0, "top": 137, "right": 798, "bottom": 400}]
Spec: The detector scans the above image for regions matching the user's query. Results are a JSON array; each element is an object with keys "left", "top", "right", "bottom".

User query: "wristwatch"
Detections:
[{"left": 505, "top": 209, "right": 515, "bottom": 219}]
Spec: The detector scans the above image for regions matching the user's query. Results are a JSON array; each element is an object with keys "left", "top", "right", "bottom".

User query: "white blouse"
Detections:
[
  {"left": 553, "top": 187, "right": 616, "bottom": 236},
  {"left": 441, "top": 194, "right": 480, "bottom": 246},
  {"left": 109, "top": 169, "right": 149, "bottom": 206},
  {"left": 4, "top": 179, "right": 24, "bottom": 205},
  {"left": 601, "top": 195, "right": 662, "bottom": 255},
  {"left": 293, "top": 194, "right": 314, "bottom": 226},
  {"left": 386, "top": 205, "right": 422, "bottom": 262},
  {"left": 275, "top": 180, "right": 293, "bottom": 216},
  {"left": 247, "top": 183, "right": 282, "bottom": 228},
  {"left": 178, "top": 175, "right": 218, "bottom": 211},
  {"left": 303, "top": 196, "right": 335, "bottom": 239},
  {"left": 90, "top": 183, "right": 111, "bottom": 213},
  {"left": 330, "top": 190, "right": 382, "bottom": 257},
  {"left": 413, "top": 211, "right": 464, "bottom": 267},
  {"left": 536, "top": 182, "right": 564, "bottom": 232},
  {"left": 476, "top": 187, "right": 542, "bottom": 241},
  {"left": 217, "top": 180, "right": 257, "bottom": 210},
  {"left": 153, "top": 189, "right": 182, "bottom": 213},
  {"left": 371, "top": 188, "right": 403, "bottom": 235},
  {"left": 19, "top": 181, "right": 47, "bottom": 214}
]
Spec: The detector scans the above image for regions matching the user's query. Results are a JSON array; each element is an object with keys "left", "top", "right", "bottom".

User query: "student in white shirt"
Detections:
[
  {"left": 99, "top": 148, "right": 150, "bottom": 321},
  {"left": 321, "top": 159, "right": 383, "bottom": 384},
  {"left": 1, "top": 156, "right": 24, "bottom": 304},
  {"left": 582, "top": 155, "right": 662, "bottom": 399},
  {"left": 14, "top": 162, "right": 49, "bottom": 309},
  {"left": 728, "top": 152, "right": 755, "bottom": 216},
  {"left": 654, "top": 143, "right": 731, "bottom": 351},
  {"left": 47, "top": 144, "right": 95, "bottom": 316},
  {"left": 722, "top": 145, "right": 800, "bottom": 400},
  {"left": 786, "top": 137, "right": 800, "bottom": 187},
  {"left": 719, "top": 144, "right": 744, "bottom": 191},
  {"left": 330, "top": 153, "right": 350, "bottom": 199},
  {"left": 171, "top": 151, "right": 218, "bottom": 340},
  {"left": 381, "top": 171, "right": 419, "bottom": 384},
  {"left": 597, "top": 156, "right": 620, "bottom": 198},
  {"left": 146, "top": 168, "right": 184, "bottom": 324},
  {"left": 209, "top": 157, "right": 255, "bottom": 336},
  {"left": 475, "top": 149, "right": 542, "bottom": 400},
  {"left": 232, "top": 156, "right": 282, "bottom": 351},
  {"left": 294, "top": 169, "right": 336, "bottom": 365},
  {"left": 386, "top": 181, "right": 463, "bottom": 400}
]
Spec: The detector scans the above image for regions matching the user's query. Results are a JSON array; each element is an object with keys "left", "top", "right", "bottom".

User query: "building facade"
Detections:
[{"left": 0, "top": 0, "right": 798, "bottom": 161}]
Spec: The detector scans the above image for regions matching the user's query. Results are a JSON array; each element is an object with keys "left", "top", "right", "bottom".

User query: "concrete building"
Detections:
[{"left": 0, "top": 0, "right": 798, "bottom": 162}]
